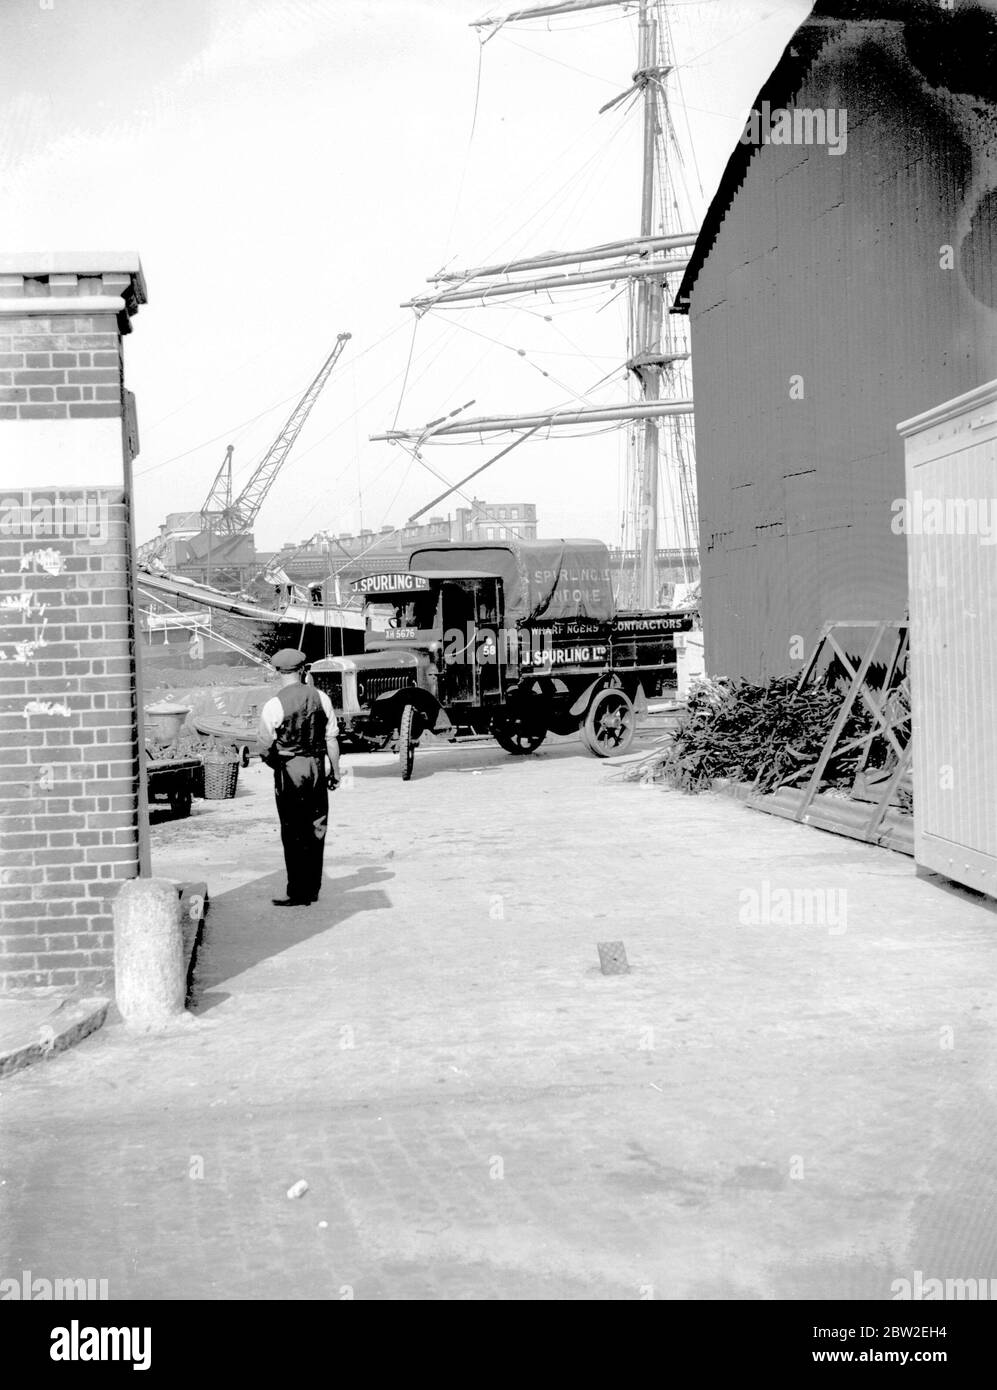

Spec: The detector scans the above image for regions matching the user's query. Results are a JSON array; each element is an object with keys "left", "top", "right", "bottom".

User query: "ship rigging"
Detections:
[{"left": 373, "top": 0, "right": 702, "bottom": 610}]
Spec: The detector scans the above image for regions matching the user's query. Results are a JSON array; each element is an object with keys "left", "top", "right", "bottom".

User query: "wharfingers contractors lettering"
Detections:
[
  {"left": 431, "top": 622, "right": 683, "bottom": 666},
  {"left": 541, "top": 614, "right": 694, "bottom": 639},
  {"left": 615, "top": 614, "right": 694, "bottom": 634}
]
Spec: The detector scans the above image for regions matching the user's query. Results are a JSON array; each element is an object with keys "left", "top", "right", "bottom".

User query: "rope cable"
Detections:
[{"left": 440, "top": 34, "right": 487, "bottom": 267}]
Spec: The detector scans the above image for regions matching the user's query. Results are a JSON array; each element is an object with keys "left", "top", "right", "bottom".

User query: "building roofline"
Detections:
[{"left": 671, "top": 0, "right": 997, "bottom": 314}]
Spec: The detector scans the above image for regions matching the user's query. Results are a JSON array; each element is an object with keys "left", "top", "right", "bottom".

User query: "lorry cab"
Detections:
[
  {"left": 361, "top": 569, "right": 506, "bottom": 707},
  {"left": 310, "top": 569, "right": 511, "bottom": 767},
  {"left": 310, "top": 539, "right": 685, "bottom": 779},
  {"left": 362, "top": 572, "right": 441, "bottom": 651}
]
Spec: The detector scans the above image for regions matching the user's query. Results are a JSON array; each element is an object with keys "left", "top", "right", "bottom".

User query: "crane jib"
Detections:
[{"left": 217, "top": 333, "right": 352, "bottom": 535}]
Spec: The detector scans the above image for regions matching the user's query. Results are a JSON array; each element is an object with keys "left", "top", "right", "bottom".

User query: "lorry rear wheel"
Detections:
[
  {"left": 398, "top": 704, "right": 416, "bottom": 781},
  {"left": 493, "top": 718, "right": 547, "bottom": 755},
  {"left": 581, "top": 688, "right": 636, "bottom": 757}
]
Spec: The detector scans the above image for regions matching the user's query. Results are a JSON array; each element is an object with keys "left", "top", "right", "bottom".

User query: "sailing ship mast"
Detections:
[
  {"left": 635, "top": 0, "right": 667, "bottom": 609},
  {"left": 372, "top": 0, "right": 698, "bottom": 610}
]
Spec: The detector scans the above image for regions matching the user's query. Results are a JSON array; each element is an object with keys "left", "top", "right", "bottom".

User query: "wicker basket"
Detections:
[{"left": 202, "top": 756, "right": 239, "bottom": 800}]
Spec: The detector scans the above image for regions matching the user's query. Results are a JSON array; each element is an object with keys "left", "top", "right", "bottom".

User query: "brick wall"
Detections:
[
  {"left": 0, "top": 256, "right": 146, "bottom": 996},
  {"left": 0, "top": 491, "right": 140, "bottom": 993},
  {"left": 0, "top": 306, "right": 122, "bottom": 421}
]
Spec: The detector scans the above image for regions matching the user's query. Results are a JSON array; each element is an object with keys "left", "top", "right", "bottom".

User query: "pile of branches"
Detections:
[{"left": 629, "top": 674, "right": 877, "bottom": 795}]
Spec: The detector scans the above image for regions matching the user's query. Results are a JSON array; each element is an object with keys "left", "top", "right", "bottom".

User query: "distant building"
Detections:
[
  {"left": 164, "top": 510, "right": 211, "bottom": 533},
  {"left": 264, "top": 499, "right": 539, "bottom": 588},
  {"left": 148, "top": 511, "right": 256, "bottom": 587},
  {"left": 672, "top": 0, "right": 997, "bottom": 680},
  {"left": 261, "top": 517, "right": 451, "bottom": 590},
  {"left": 454, "top": 499, "right": 537, "bottom": 543}
]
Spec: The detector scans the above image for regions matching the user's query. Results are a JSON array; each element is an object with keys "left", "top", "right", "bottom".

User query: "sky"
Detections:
[{"left": 1, "top": 0, "right": 811, "bottom": 553}]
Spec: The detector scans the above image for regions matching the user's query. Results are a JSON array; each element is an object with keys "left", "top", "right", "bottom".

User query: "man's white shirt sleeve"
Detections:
[
  {"left": 257, "top": 696, "right": 283, "bottom": 753},
  {"left": 319, "top": 690, "right": 339, "bottom": 737}
]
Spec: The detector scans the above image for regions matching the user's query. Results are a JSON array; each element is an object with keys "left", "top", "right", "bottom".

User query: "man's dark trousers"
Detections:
[{"left": 274, "top": 755, "right": 328, "bottom": 902}]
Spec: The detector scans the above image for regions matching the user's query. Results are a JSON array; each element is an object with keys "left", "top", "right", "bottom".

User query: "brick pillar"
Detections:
[{"left": 0, "top": 254, "right": 148, "bottom": 995}]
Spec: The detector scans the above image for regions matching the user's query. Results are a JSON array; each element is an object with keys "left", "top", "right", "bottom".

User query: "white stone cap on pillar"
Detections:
[{"left": 0, "top": 251, "right": 146, "bottom": 330}]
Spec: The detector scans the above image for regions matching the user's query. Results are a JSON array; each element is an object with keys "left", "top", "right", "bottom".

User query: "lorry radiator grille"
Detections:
[
  {"left": 357, "top": 673, "right": 413, "bottom": 704},
  {"left": 313, "top": 672, "right": 343, "bottom": 705}
]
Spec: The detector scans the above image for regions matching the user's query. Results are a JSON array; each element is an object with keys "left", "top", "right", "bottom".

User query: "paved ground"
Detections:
[
  {"left": 0, "top": 995, "right": 109, "bottom": 1080},
  {"left": 2, "top": 728, "right": 996, "bottom": 1300},
  {"left": 0, "top": 999, "right": 53, "bottom": 1052}
]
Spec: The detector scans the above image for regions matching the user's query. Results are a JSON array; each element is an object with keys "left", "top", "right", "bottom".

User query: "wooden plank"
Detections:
[{"left": 795, "top": 622, "right": 886, "bottom": 818}]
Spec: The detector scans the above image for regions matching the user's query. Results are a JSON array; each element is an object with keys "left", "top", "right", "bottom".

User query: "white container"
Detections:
[
  {"left": 676, "top": 626, "right": 706, "bottom": 702},
  {"left": 898, "top": 378, "right": 997, "bottom": 898}
]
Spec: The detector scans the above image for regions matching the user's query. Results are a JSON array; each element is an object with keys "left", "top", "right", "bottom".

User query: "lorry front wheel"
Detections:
[
  {"left": 398, "top": 704, "right": 417, "bottom": 781},
  {"left": 581, "top": 688, "right": 636, "bottom": 757}
]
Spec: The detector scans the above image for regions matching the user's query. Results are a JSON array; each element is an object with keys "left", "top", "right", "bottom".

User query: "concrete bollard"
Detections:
[{"left": 113, "top": 878, "right": 186, "bottom": 1028}]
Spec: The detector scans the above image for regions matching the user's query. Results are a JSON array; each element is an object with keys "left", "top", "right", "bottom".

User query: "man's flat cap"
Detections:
[{"left": 271, "top": 648, "right": 308, "bottom": 671}]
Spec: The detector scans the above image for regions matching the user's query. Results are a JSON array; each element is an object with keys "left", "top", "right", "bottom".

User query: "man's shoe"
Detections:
[{"left": 272, "top": 897, "right": 311, "bottom": 907}]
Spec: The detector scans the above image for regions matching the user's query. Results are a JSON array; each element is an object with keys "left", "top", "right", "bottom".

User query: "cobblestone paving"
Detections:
[{"left": 2, "top": 738, "right": 996, "bottom": 1299}]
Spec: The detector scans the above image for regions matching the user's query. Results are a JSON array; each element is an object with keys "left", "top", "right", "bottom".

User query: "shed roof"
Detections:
[{"left": 672, "top": 0, "right": 997, "bottom": 313}]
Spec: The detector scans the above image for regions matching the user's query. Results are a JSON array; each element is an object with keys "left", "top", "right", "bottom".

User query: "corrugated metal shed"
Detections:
[{"left": 674, "top": 0, "right": 997, "bottom": 679}]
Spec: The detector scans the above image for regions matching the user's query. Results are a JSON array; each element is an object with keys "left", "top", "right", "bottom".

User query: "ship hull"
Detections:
[
  {"left": 138, "top": 568, "right": 370, "bottom": 671},
  {"left": 141, "top": 612, "right": 367, "bottom": 671}
]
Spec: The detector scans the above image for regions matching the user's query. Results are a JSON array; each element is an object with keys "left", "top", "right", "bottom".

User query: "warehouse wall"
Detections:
[
  {"left": 0, "top": 259, "right": 147, "bottom": 993},
  {"left": 687, "top": 22, "right": 997, "bottom": 680}
]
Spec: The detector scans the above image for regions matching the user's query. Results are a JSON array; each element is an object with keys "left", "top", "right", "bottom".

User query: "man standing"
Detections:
[{"left": 257, "top": 648, "right": 341, "bottom": 907}]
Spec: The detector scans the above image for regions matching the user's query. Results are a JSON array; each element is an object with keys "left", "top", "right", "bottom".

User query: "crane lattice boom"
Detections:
[
  {"left": 200, "top": 443, "right": 234, "bottom": 517},
  {"left": 219, "top": 333, "right": 351, "bottom": 534}
]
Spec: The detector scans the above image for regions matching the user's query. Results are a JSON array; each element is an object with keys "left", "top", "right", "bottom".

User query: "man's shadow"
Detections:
[{"left": 189, "top": 864, "right": 393, "bottom": 1013}]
